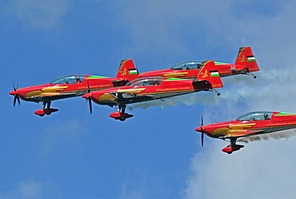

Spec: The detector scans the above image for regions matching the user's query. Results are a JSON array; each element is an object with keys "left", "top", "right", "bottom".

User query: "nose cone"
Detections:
[
  {"left": 195, "top": 127, "right": 202, "bottom": 132},
  {"left": 82, "top": 93, "right": 92, "bottom": 99},
  {"left": 9, "top": 90, "right": 17, "bottom": 96}
]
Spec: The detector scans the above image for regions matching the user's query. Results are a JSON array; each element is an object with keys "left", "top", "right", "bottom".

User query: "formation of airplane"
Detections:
[
  {"left": 10, "top": 46, "right": 294, "bottom": 154},
  {"left": 10, "top": 46, "right": 259, "bottom": 118},
  {"left": 195, "top": 111, "right": 296, "bottom": 154},
  {"left": 9, "top": 47, "right": 296, "bottom": 154},
  {"left": 82, "top": 60, "right": 223, "bottom": 121},
  {"left": 9, "top": 59, "right": 138, "bottom": 116}
]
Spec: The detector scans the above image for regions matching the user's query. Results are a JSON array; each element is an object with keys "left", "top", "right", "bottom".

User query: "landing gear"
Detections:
[
  {"left": 211, "top": 89, "right": 220, "bottom": 96},
  {"left": 241, "top": 68, "right": 257, "bottom": 79},
  {"left": 222, "top": 138, "right": 244, "bottom": 154},
  {"left": 248, "top": 72, "right": 257, "bottom": 79},
  {"left": 109, "top": 104, "right": 133, "bottom": 121},
  {"left": 34, "top": 101, "right": 58, "bottom": 117},
  {"left": 232, "top": 67, "right": 257, "bottom": 79}
]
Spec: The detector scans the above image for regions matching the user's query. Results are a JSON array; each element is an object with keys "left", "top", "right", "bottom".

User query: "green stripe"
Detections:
[
  {"left": 214, "top": 61, "right": 227, "bottom": 65},
  {"left": 275, "top": 112, "right": 296, "bottom": 116},
  {"left": 166, "top": 78, "right": 188, "bottom": 81},
  {"left": 88, "top": 75, "right": 108, "bottom": 78}
]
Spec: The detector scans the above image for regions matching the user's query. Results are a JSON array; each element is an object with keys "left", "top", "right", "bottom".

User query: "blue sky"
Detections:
[{"left": 2, "top": 0, "right": 296, "bottom": 198}]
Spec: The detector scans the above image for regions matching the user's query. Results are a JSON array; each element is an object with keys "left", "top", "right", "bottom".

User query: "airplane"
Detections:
[
  {"left": 195, "top": 111, "right": 296, "bottom": 154},
  {"left": 9, "top": 59, "right": 139, "bottom": 117},
  {"left": 138, "top": 46, "right": 259, "bottom": 79},
  {"left": 83, "top": 60, "right": 224, "bottom": 121}
]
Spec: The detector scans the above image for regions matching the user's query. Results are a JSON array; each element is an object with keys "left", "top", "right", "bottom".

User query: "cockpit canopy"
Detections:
[
  {"left": 50, "top": 75, "right": 85, "bottom": 84},
  {"left": 170, "top": 61, "right": 203, "bottom": 70},
  {"left": 126, "top": 77, "right": 163, "bottom": 87},
  {"left": 237, "top": 111, "right": 273, "bottom": 121}
]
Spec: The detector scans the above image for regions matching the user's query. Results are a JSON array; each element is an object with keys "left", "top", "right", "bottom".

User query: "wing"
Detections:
[
  {"left": 223, "top": 130, "right": 261, "bottom": 138},
  {"left": 110, "top": 88, "right": 155, "bottom": 104},
  {"left": 222, "top": 123, "right": 262, "bottom": 138},
  {"left": 91, "top": 87, "right": 154, "bottom": 106}
]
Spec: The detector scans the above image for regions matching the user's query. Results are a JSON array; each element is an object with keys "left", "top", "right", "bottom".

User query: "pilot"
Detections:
[
  {"left": 76, "top": 76, "right": 81, "bottom": 83},
  {"left": 264, "top": 113, "right": 270, "bottom": 120}
]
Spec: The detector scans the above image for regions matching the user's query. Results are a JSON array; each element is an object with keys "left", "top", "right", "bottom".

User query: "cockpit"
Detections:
[
  {"left": 50, "top": 75, "right": 85, "bottom": 84},
  {"left": 126, "top": 77, "right": 163, "bottom": 87},
  {"left": 237, "top": 111, "right": 273, "bottom": 121},
  {"left": 170, "top": 61, "right": 203, "bottom": 70}
]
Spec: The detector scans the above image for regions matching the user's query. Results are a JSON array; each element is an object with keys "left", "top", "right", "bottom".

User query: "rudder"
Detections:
[
  {"left": 197, "top": 60, "right": 223, "bottom": 89},
  {"left": 235, "top": 47, "right": 259, "bottom": 72},
  {"left": 116, "top": 59, "right": 139, "bottom": 81}
]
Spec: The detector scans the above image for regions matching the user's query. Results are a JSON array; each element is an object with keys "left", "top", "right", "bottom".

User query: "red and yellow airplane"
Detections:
[
  {"left": 9, "top": 60, "right": 139, "bottom": 116},
  {"left": 83, "top": 60, "right": 223, "bottom": 121},
  {"left": 195, "top": 111, "right": 296, "bottom": 154},
  {"left": 138, "top": 46, "right": 259, "bottom": 79}
]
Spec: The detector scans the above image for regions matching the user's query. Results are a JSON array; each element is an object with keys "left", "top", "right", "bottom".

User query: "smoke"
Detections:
[
  {"left": 238, "top": 129, "right": 296, "bottom": 143},
  {"left": 127, "top": 92, "right": 219, "bottom": 111}
]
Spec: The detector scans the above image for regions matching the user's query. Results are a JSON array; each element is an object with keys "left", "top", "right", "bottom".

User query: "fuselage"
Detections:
[
  {"left": 138, "top": 61, "right": 253, "bottom": 79},
  {"left": 196, "top": 112, "right": 296, "bottom": 139},
  {"left": 9, "top": 74, "right": 128, "bottom": 103},
  {"left": 87, "top": 77, "right": 210, "bottom": 106}
]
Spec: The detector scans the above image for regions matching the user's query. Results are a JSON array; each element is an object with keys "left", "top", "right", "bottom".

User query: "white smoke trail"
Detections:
[
  {"left": 127, "top": 92, "right": 219, "bottom": 111},
  {"left": 227, "top": 68, "right": 296, "bottom": 99},
  {"left": 238, "top": 129, "right": 296, "bottom": 143}
]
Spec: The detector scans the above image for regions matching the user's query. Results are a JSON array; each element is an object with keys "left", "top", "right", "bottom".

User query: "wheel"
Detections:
[{"left": 119, "top": 116, "right": 126, "bottom": 121}]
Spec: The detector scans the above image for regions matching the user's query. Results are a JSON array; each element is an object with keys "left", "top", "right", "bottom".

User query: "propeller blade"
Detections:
[
  {"left": 86, "top": 82, "right": 92, "bottom": 114},
  {"left": 88, "top": 98, "right": 92, "bottom": 114},
  {"left": 13, "top": 82, "right": 17, "bottom": 91},
  {"left": 201, "top": 131, "right": 204, "bottom": 147},
  {"left": 87, "top": 81, "right": 91, "bottom": 93},
  {"left": 201, "top": 115, "right": 203, "bottom": 126},
  {"left": 13, "top": 96, "right": 17, "bottom": 107},
  {"left": 16, "top": 96, "right": 20, "bottom": 105}
]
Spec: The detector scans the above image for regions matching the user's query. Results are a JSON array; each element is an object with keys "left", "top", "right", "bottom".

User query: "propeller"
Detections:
[
  {"left": 201, "top": 115, "right": 204, "bottom": 147},
  {"left": 195, "top": 115, "right": 210, "bottom": 147},
  {"left": 84, "top": 82, "right": 92, "bottom": 114},
  {"left": 9, "top": 83, "right": 21, "bottom": 106}
]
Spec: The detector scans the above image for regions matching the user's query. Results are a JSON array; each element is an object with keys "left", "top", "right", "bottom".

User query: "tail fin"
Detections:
[
  {"left": 235, "top": 46, "right": 259, "bottom": 72},
  {"left": 116, "top": 59, "right": 139, "bottom": 81},
  {"left": 196, "top": 60, "right": 223, "bottom": 89}
]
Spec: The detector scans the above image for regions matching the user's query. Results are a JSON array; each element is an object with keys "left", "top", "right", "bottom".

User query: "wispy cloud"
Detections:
[
  {"left": 0, "top": 179, "right": 61, "bottom": 199},
  {"left": 184, "top": 137, "right": 296, "bottom": 199},
  {"left": 39, "top": 118, "right": 87, "bottom": 158},
  {"left": 5, "top": 0, "right": 69, "bottom": 30}
]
